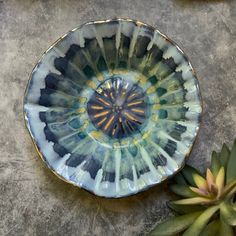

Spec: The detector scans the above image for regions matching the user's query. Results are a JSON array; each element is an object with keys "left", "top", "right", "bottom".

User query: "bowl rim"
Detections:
[{"left": 23, "top": 17, "right": 203, "bottom": 198}]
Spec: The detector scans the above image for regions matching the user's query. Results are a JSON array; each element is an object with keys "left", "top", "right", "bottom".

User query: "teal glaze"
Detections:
[{"left": 24, "top": 19, "right": 202, "bottom": 198}]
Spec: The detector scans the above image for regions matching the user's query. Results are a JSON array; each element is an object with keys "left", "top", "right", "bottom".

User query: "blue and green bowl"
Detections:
[{"left": 24, "top": 18, "right": 202, "bottom": 198}]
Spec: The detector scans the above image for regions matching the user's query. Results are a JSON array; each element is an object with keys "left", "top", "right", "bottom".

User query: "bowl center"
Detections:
[{"left": 87, "top": 76, "right": 148, "bottom": 139}]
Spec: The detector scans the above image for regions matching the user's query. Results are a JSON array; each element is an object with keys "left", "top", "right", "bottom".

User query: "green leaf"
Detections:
[
  {"left": 210, "top": 151, "right": 221, "bottom": 177},
  {"left": 172, "top": 197, "right": 212, "bottom": 205},
  {"left": 167, "top": 201, "right": 205, "bottom": 214},
  {"left": 193, "top": 174, "right": 208, "bottom": 190},
  {"left": 219, "top": 218, "right": 234, "bottom": 236},
  {"left": 181, "top": 165, "right": 202, "bottom": 187},
  {"left": 149, "top": 211, "right": 202, "bottom": 236},
  {"left": 201, "top": 220, "right": 220, "bottom": 236},
  {"left": 232, "top": 202, "right": 236, "bottom": 211},
  {"left": 220, "top": 201, "right": 236, "bottom": 226},
  {"left": 182, "top": 205, "right": 219, "bottom": 236},
  {"left": 221, "top": 179, "right": 236, "bottom": 199},
  {"left": 215, "top": 167, "right": 225, "bottom": 196},
  {"left": 169, "top": 184, "right": 197, "bottom": 198},
  {"left": 226, "top": 139, "right": 236, "bottom": 184},
  {"left": 174, "top": 172, "right": 187, "bottom": 185},
  {"left": 219, "top": 143, "right": 230, "bottom": 170}
]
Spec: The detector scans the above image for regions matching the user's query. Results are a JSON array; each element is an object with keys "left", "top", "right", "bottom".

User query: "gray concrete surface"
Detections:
[{"left": 0, "top": 0, "right": 236, "bottom": 235}]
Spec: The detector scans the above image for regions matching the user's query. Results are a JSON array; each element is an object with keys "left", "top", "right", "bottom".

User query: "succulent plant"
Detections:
[{"left": 149, "top": 140, "right": 236, "bottom": 236}]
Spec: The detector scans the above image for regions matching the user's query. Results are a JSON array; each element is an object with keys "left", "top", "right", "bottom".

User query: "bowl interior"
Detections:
[{"left": 24, "top": 19, "right": 202, "bottom": 198}]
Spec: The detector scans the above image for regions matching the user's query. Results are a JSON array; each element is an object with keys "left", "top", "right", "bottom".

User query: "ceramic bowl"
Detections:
[{"left": 24, "top": 18, "right": 202, "bottom": 198}]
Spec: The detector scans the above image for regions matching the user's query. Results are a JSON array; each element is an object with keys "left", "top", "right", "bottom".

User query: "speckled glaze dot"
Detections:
[{"left": 24, "top": 18, "right": 202, "bottom": 198}]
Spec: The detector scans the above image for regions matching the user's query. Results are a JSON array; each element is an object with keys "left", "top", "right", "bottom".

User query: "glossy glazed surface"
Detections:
[{"left": 24, "top": 19, "right": 202, "bottom": 198}]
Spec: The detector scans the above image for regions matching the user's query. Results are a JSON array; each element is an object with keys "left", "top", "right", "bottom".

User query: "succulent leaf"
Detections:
[
  {"left": 222, "top": 180, "right": 236, "bottom": 199},
  {"left": 210, "top": 151, "right": 221, "bottom": 177},
  {"left": 192, "top": 173, "right": 208, "bottom": 190},
  {"left": 189, "top": 187, "right": 210, "bottom": 197},
  {"left": 149, "top": 140, "right": 236, "bottom": 236},
  {"left": 206, "top": 169, "right": 215, "bottom": 187},
  {"left": 167, "top": 201, "right": 205, "bottom": 214},
  {"left": 169, "top": 184, "right": 197, "bottom": 198},
  {"left": 174, "top": 172, "right": 187, "bottom": 185},
  {"left": 181, "top": 165, "right": 202, "bottom": 187},
  {"left": 182, "top": 205, "right": 219, "bottom": 236},
  {"left": 201, "top": 219, "right": 220, "bottom": 236},
  {"left": 149, "top": 211, "right": 203, "bottom": 236},
  {"left": 226, "top": 139, "right": 236, "bottom": 184},
  {"left": 206, "top": 169, "right": 218, "bottom": 195},
  {"left": 216, "top": 167, "right": 225, "bottom": 197},
  {"left": 172, "top": 197, "right": 212, "bottom": 205},
  {"left": 220, "top": 200, "right": 236, "bottom": 226},
  {"left": 219, "top": 144, "right": 230, "bottom": 170},
  {"left": 219, "top": 217, "right": 234, "bottom": 236}
]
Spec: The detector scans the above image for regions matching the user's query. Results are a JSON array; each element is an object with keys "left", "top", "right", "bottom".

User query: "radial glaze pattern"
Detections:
[
  {"left": 24, "top": 19, "right": 202, "bottom": 198},
  {"left": 87, "top": 76, "right": 148, "bottom": 138}
]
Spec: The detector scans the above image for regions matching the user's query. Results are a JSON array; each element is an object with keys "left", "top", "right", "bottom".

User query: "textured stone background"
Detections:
[{"left": 0, "top": 0, "right": 236, "bottom": 235}]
